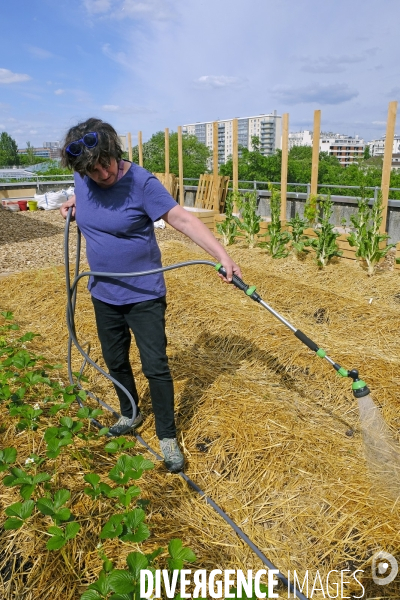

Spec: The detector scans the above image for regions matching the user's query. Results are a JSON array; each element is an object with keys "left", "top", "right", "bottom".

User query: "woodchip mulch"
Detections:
[{"left": 0, "top": 208, "right": 185, "bottom": 275}]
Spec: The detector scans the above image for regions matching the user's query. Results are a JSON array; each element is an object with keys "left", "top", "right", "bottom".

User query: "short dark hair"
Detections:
[{"left": 61, "top": 117, "right": 123, "bottom": 174}]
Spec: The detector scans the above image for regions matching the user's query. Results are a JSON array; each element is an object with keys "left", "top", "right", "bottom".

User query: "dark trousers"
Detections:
[{"left": 91, "top": 295, "right": 176, "bottom": 440}]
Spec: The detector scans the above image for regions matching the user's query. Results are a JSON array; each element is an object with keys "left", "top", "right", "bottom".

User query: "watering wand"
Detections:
[{"left": 215, "top": 264, "right": 371, "bottom": 400}]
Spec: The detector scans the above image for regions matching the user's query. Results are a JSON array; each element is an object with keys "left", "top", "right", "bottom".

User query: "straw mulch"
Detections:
[{"left": 1, "top": 222, "right": 400, "bottom": 599}]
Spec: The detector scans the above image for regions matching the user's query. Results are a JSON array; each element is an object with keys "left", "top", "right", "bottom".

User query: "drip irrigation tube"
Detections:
[{"left": 64, "top": 208, "right": 369, "bottom": 600}]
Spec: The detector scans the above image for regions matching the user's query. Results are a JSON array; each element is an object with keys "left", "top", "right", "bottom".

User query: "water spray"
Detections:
[{"left": 215, "top": 264, "right": 400, "bottom": 499}]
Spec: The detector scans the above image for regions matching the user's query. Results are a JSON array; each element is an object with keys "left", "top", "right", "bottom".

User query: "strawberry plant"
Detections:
[
  {"left": 0, "top": 446, "right": 17, "bottom": 471},
  {"left": 4, "top": 500, "right": 35, "bottom": 530},
  {"left": 36, "top": 489, "right": 72, "bottom": 524},
  {"left": 3, "top": 466, "right": 52, "bottom": 500},
  {"left": 46, "top": 522, "right": 81, "bottom": 551},
  {"left": 108, "top": 454, "right": 154, "bottom": 484},
  {"left": 100, "top": 508, "right": 150, "bottom": 543}
]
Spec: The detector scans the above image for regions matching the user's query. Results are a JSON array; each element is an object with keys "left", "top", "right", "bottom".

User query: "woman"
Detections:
[{"left": 60, "top": 117, "right": 241, "bottom": 473}]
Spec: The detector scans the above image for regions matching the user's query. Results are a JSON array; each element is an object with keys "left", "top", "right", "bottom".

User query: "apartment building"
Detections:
[
  {"left": 183, "top": 112, "right": 282, "bottom": 164},
  {"left": 17, "top": 145, "right": 61, "bottom": 159},
  {"left": 368, "top": 135, "right": 400, "bottom": 157},
  {"left": 289, "top": 130, "right": 365, "bottom": 166},
  {"left": 320, "top": 134, "right": 365, "bottom": 166},
  {"left": 288, "top": 130, "right": 313, "bottom": 150}
]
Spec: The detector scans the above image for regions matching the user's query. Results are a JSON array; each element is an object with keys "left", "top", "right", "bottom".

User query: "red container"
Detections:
[{"left": 18, "top": 200, "right": 28, "bottom": 211}]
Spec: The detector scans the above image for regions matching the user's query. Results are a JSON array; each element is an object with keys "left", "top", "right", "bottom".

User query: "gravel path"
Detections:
[{"left": 0, "top": 207, "right": 187, "bottom": 275}]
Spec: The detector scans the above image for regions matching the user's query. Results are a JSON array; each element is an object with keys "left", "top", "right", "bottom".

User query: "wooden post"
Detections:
[
  {"left": 380, "top": 101, "right": 398, "bottom": 233},
  {"left": 177, "top": 126, "right": 184, "bottom": 206},
  {"left": 127, "top": 132, "right": 132, "bottom": 162},
  {"left": 213, "top": 121, "right": 219, "bottom": 211},
  {"left": 138, "top": 131, "right": 143, "bottom": 167},
  {"left": 310, "top": 110, "right": 321, "bottom": 198},
  {"left": 280, "top": 113, "right": 289, "bottom": 222},
  {"left": 232, "top": 118, "right": 238, "bottom": 212},
  {"left": 165, "top": 128, "right": 169, "bottom": 177}
]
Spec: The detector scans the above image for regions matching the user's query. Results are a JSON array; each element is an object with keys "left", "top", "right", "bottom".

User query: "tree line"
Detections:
[
  {"left": 2, "top": 129, "right": 400, "bottom": 199},
  {"left": 0, "top": 132, "right": 50, "bottom": 167}
]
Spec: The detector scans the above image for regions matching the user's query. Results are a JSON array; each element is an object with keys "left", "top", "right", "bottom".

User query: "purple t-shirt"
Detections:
[{"left": 74, "top": 162, "right": 177, "bottom": 305}]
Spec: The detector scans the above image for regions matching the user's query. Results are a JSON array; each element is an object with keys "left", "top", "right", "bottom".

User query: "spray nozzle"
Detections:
[{"left": 347, "top": 369, "right": 371, "bottom": 398}]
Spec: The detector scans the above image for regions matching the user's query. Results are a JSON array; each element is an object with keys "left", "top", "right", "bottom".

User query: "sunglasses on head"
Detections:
[{"left": 66, "top": 132, "right": 98, "bottom": 156}]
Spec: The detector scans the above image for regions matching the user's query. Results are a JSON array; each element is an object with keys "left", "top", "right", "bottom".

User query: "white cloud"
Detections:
[
  {"left": 84, "top": 0, "right": 112, "bottom": 14},
  {"left": 84, "top": 0, "right": 174, "bottom": 20},
  {"left": 118, "top": 0, "right": 175, "bottom": 21},
  {"left": 299, "top": 50, "right": 377, "bottom": 74},
  {"left": 54, "top": 89, "right": 65, "bottom": 95},
  {"left": 27, "top": 46, "right": 54, "bottom": 59},
  {"left": 0, "top": 68, "right": 31, "bottom": 84},
  {"left": 271, "top": 83, "right": 358, "bottom": 105},
  {"left": 194, "top": 75, "right": 247, "bottom": 89},
  {"left": 372, "top": 121, "right": 387, "bottom": 125},
  {"left": 102, "top": 104, "right": 155, "bottom": 114},
  {"left": 102, "top": 43, "right": 131, "bottom": 69}
]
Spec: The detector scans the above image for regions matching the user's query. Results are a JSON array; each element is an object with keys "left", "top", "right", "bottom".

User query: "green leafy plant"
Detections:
[
  {"left": 216, "top": 190, "right": 240, "bottom": 246},
  {"left": 0, "top": 446, "right": 17, "bottom": 471},
  {"left": 2, "top": 349, "right": 38, "bottom": 370},
  {"left": 308, "top": 195, "right": 342, "bottom": 267},
  {"left": 4, "top": 500, "right": 35, "bottom": 530},
  {"left": 104, "top": 435, "right": 135, "bottom": 454},
  {"left": 36, "top": 488, "right": 72, "bottom": 524},
  {"left": 287, "top": 213, "right": 311, "bottom": 257},
  {"left": 83, "top": 473, "right": 112, "bottom": 500},
  {"left": 100, "top": 507, "right": 150, "bottom": 543},
  {"left": 77, "top": 405, "right": 103, "bottom": 420},
  {"left": 236, "top": 190, "right": 263, "bottom": 249},
  {"left": 108, "top": 454, "right": 154, "bottom": 484},
  {"left": 3, "top": 467, "right": 52, "bottom": 500},
  {"left": 9, "top": 402, "right": 43, "bottom": 430},
  {"left": 83, "top": 472, "right": 140, "bottom": 506},
  {"left": 44, "top": 423, "right": 75, "bottom": 458},
  {"left": 166, "top": 538, "right": 197, "bottom": 571},
  {"left": 347, "top": 191, "right": 396, "bottom": 276},
  {"left": 46, "top": 522, "right": 81, "bottom": 551},
  {"left": 304, "top": 193, "right": 319, "bottom": 225},
  {"left": 263, "top": 184, "right": 291, "bottom": 258},
  {"left": 81, "top": 550, "right": 160, "bottom": 600}
]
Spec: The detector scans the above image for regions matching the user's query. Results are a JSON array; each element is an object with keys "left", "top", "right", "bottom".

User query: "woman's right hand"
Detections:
[{"left": 60, "top": 195, "right": 76, "bottom": 220}]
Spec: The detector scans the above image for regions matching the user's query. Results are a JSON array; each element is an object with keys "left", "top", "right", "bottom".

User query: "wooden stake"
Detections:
[
  {"left": 213, "top": 121, "right": 219, "bottom": 211},
  {"left": 165, "top": 128, "right": 169, "bottom": 177},
  {"left": 280, "top": 113, "right": 289, "bottom": 222},
  {"left": 178, "top": 126, "right": 184, "bottom": 206},
  {"left": 310, "top": 110, "right": 321, "bottom": 198},
  {"left": 232, "top": 118, "right": 238, "bottom": 212},
  {"left": 138, "top": 131, "right": 143, "bottom": 167},
  {"left": 380, "top": 101, "right": 398, "bottom": 233},
  {"left": 127, "top": 132, "right": 132, "bottom": 162}
]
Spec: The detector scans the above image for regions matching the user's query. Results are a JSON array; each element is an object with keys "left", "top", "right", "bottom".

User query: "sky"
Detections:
[{"left": 1, "top": 0, "right": 399, "bottom": 149}]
